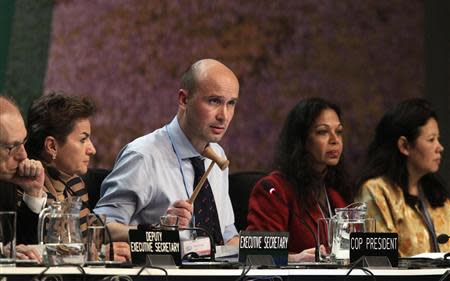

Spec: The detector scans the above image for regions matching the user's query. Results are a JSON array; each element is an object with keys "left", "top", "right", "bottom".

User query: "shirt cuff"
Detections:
[
  {"left": 22, "top": 192, "right": 47, "bottom": 214},
  {"left": 223, "top": 224, "right": 239, "bottom": 243}
]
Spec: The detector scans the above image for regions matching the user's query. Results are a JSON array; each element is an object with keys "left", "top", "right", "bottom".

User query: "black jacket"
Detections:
[{"left": 0, "top": 181, "right": 39, "bottom": 244}]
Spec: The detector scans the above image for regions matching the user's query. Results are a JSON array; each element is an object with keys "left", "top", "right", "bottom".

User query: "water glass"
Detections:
[
  {"left": 330, "top": 217, "right": 376, "bottom": 265},
  {"left": 86, "top": 214, "right": 106, "bottom": 264},
  {"left": 0, "top": 212, "right": 16, "bottom": 266},
  {"left": 160, "top": 214, "right": 179, "bottom": 230}
]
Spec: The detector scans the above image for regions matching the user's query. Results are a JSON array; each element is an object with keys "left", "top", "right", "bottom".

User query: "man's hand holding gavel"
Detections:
[
  {"left": 166, "top": 200, "right": 193, "bottom": 228},
  {"left": 165, "top": 146, "right": 229, "bottom": 228}
]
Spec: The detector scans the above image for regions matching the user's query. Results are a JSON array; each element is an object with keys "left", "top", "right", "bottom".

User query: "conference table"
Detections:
[{"left": 1, "top": 266, "right": 449, "bottom": 281}]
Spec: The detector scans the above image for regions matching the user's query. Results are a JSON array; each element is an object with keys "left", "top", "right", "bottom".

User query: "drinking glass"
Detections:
[
  {"left": 0, "top": 212, "right": 16, "bottom": 266},
  {"left": 160, "top": 214, "right": 179, "bottom": 230},
  {"left": 86, "top": 214, "right": 106, "bottom": 264}
]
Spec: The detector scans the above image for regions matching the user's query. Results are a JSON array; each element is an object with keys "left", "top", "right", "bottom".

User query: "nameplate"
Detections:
[
  {"left": 238, "top": 231, "right": 289, "bottom": 265},
  {"left": 129, "top": 229, "right": 181, "bottom": 265},
  {"left": 181, "top": 237, "right": 211, "bottom": 257},
  {"left": 350, "top": 232, "right": 398, "bottom": 267}
]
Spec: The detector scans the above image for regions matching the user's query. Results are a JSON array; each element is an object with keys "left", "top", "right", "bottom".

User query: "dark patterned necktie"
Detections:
[{"left": 190, "top": 157, "right": 224, "bottom": 245}]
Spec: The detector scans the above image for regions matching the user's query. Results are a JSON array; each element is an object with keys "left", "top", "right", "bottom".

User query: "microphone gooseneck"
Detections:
[
  {"left": 260, "top": 180, "right": 320, "bottom": 262},
  {"left": 299, "top": 218, "right": 320, "bottom": 262}
]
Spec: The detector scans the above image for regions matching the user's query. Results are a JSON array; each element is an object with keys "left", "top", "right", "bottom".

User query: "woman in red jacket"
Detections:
[{"left": 247, "top": 97, "right": 352, "bottom": 262}]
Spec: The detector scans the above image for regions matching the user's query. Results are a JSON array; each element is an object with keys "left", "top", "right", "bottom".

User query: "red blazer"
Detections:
[{"left": 246, "top": 171, "right": 347, "bottom": 253}]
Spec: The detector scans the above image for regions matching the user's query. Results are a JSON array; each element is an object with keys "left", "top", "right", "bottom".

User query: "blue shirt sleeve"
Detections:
[
  {"left": 223, "top": 223, "right": 238, "bottom": 243},
  {"left": 94, "top": 150, "right": 153, "bottom": 224}
]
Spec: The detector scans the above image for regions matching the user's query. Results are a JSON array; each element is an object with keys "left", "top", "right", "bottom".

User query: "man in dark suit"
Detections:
[{"left": 0, "top": 95, "right": 45, "bottom": 261}]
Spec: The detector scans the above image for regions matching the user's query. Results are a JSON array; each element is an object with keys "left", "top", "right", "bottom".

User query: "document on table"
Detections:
[
  {"left": 411, "top": 252, "right": 447, "bottom": 259},
  {"left": 215, "top": 245, "right": 239, "bottom": 258}
]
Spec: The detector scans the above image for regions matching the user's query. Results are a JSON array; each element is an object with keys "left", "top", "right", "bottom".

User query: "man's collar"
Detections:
[{"left": 167, "top": 117, "right": 201, "bottom": 160}]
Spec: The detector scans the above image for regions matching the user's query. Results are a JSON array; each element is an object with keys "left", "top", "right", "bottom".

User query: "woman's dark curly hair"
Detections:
[
  {"left": 274, "top": 97, "right": 352, "bottom": 208},
  {"left": 25, "top": 91, "right": 96, "bottom": 160},
  {"left": 356, "top": 98, "right": 448, "bottom": 207}
]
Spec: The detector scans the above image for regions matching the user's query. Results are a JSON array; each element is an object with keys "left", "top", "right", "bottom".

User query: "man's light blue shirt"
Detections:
[{"left": 94, "top": 117, "right": 238, "bottom": 242}]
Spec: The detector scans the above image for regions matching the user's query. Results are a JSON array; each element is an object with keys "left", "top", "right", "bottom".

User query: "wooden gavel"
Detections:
[{"left": 187, "top": 146, "right": 229, "bottom": 204}]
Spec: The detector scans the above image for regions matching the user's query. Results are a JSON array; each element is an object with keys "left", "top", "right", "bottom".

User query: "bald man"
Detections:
[
  {"left": 0, "top": 97, "right": 45, "bottom": 191},
  {"left": 0, "top": 95, "right": 45, "bottom": 261},
  {"left": 95, "top": 59, "right": 240, "bottom": 245}
]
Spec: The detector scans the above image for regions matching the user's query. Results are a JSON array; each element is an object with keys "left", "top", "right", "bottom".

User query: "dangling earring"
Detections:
[{"left": 52, "top": 153, "right": 56, "bottom": 160}]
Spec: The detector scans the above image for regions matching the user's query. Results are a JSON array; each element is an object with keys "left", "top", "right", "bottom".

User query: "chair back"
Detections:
[
  {"left": 229, "top": 171, "right": 266, "bottom": 232},
  {"left": 82, "top": 168, "right": 111, "bottom": 210}
]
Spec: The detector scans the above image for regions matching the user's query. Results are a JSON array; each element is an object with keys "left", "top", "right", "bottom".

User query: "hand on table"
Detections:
[
  {"left": 16, "top": 244, "right": 43, "bottom": 263},
  {"left": 288, "top": 247, "right": 316, "bottom": 263},
  {"left": 105, "top": 242, "right": 131, "bottom": 262}
]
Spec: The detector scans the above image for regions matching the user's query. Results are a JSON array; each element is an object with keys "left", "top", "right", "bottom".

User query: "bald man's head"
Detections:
[
  {"left": 177, "top": 59, "right": 239, "bottom": 152},
  {"left": 0, "top": 96, "right": 21, "bottom": 116},
  {"left": 1, "top": 96, "right": 22, "bottom": 136},
  {"left": 0, "top": 95, "right": 28, "bottom": 180},
  {"left": 180, "top": 59, "right": 239, "bottom": 97},
  {"left": 0, "top": 96, "right": 23, "bottom": 141}
]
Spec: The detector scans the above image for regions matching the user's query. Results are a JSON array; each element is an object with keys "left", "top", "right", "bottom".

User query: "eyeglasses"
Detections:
[{"left": 0, "top": 138, "right": 27, "bottom": 156}]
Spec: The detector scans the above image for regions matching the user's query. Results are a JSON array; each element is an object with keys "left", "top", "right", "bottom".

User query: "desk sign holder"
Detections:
[
  {"left": 350, "top": 232, "right": 398, "bottom": 267},
  {"left": 239, "top": 231, "right": 289, "bottom": 266},
  {"left": 129, "top": 229, "right": 181, "bottom": 266}
]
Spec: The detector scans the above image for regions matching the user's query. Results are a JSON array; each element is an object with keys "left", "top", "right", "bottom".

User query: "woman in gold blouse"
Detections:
[{"left": 355, "top": 98, "right": 449, "bottom": 257}]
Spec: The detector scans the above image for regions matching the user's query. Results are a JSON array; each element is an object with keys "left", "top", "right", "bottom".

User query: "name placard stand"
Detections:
[
  {"left": 129, "top": 229, "right": 181, "bottom": 266},
  {"left": 246, "top": 255, "right": 275, "bottom": 266},
  {"left": 145, "top": 255, "right": 177, "bottom": 269},
  {"left": 361, "top": 256, "right": 393, "bottom": 269},
  {"left": 350, "top": 232, "right": 398, "bottom": 268},
  {"left": 239, "top": 231, "right": 289, "bottom": 266}
]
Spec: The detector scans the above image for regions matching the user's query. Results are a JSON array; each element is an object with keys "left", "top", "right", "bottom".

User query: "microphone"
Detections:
[
  {"left": 260, "top": 180, "right": 320, "bottom": 262},
  {"left": 437, "top": 234, "right": 449, "bottom": 244}
]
